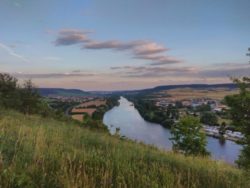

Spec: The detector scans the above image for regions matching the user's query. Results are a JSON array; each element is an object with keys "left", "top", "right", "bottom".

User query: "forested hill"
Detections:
[
  {"left": 38, "top": 84, "right": 237, "bottom": 97},
  {"left": 38, "top": 88, "right": 90, "bottom": 97},
  {"left": 102, "top": 83, "right": 237, "bottom": 96},
  {"left": 140, "top": 83, "right": 237, "bottom": 93}
]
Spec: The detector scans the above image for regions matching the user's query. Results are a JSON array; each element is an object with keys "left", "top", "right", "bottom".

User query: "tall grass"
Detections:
[{"left": 0, "top": 110, "right": 248, "bottom": 187}]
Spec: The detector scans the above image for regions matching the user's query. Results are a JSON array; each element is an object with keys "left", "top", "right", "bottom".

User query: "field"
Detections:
[
  {"left": 70, "top": 99, "right": 107, "bottom": 121},
  {"left": 71, "top": 108, "right": 96, "bottom": 115},
  {"left": 77, "top": 99, "right": 106, "bottom": 108},
  {"left": 0, "top": 110, "right": 249, "bottom": 187},
  {"left": 71, "top": 114, "right": 84, "bottom": 122},
  {"left": 157, "top": 88, "right": 238, "bottom": 100}
]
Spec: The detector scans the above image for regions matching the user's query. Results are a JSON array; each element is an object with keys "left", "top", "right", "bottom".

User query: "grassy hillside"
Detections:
[{"left": 0, "top": 111, "right": 248, "bottom": 188}]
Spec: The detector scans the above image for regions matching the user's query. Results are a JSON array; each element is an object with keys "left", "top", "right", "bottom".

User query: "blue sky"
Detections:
[{"left": 0, "top": 0, "right": 249, "bottom": 90}]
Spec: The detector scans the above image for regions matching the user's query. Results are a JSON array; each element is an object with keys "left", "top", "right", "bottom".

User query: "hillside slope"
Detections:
[
  {"left": 0, "top": 111, "right": 248, "bottom": 187},
  {"left": 38, "top": 88, "right": 90, "bottom": 97}
]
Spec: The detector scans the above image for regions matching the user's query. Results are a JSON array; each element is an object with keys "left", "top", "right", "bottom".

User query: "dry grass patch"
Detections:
[
  {"left": 77, "top": 99, "right": 106, "bottom": 108},
  {"left": 71, "top": 114, "right": 84, "bottom": 122},
  {"left": 161, "top": 88, "right": 239, "bottom": 100},
  {"left": 71, "top": 108, "right": 96, "bottom": 116}
]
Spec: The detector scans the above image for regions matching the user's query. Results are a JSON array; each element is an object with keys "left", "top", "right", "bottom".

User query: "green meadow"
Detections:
[{"left": 0, "top": 110, "right": 248, "bottom": 188}]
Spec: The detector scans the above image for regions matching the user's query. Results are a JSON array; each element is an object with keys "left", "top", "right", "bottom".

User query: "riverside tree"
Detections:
[
  {"left": 225, "top": 77, "right": 250, "bottom": 169},
  {"left": 171, "top": 116, "right": 209, "bottom": 156},
  {"left": 200, "top": 112, "right": 218, "bottom": 126}
]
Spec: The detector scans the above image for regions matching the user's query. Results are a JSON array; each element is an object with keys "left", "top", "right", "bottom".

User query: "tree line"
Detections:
[{"left": 0, "top": 73, "right": 68, "bottom": 120}]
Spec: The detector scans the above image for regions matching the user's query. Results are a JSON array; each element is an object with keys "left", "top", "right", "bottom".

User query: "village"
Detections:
[{"left": 152, "top": 88, "right": 244, "bottom": 142}]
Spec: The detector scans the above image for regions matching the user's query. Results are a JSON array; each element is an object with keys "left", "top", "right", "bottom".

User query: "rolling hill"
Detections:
[{"left": 38, "top": 88, "right": 90, "bottom": 97}]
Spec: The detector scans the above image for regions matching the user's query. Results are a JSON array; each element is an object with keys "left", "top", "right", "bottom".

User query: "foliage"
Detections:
[
  {"left": 19, "top": 80, "right": 41, "bottom": 114},
  {"left": 0, "top": 73, "right": 71, "bottom": 121},
  {"left": 225, "top": 77, "right": 250, "bottom": 169},
  {"left": 129, "top": 97, "right": 178, "bottom": 128},
  {"left": 92, "top": 96, "right": 120, "bottom": 121},
  {"left": 0, "top": 73, "right": 21, "bottom": 110},
  {"left": 175, "top": 101, "right": 183, "bottom": 108},
  {"left": 195, "top": 104, "right": 211, "bottom": 112},
  {"left": 49, "top": 100, "right": 78, "bottom": 113},
  {"left": 0, "top": 110, "right": 248, "bottom": 187},
  {"left": 171, "top": 116, "right": 210, "bottom": 156},
  {"left": 219, "top": 122, "right": 227, "bottom": 135},
  {"left": 0, "top": 74, "right": 41, "bottom": 114},
  {"left": 200, "top": 112, "right": 218, "bottom": 126}
]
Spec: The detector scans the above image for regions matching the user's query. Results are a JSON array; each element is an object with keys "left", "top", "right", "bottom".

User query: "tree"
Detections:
[
  {"left": 195, "top": 104, "right": 211, "bottom": 112},
  {"left": 219, "top": 122, "right": 227, "bottom": 135},
  {"left": 200, "top": 112, "right": 218, "bottom": 126},
  {"left": 225, "top": 77, "right": 250, "bottom": 169},
  {"left": 20, "top": 80, "right": 41, "bottom": 114},
  {"left": 167, "top": 104, "right": 179, "bottom": 120},
  {"left": 0, "top": 73, "right": 21, "bottom": 110},
  {"left": 175, "top": 101, "right": 183, "bottom": 108},
  {"left": 170, "top": 116, "right": 209, "bottom": 156}
]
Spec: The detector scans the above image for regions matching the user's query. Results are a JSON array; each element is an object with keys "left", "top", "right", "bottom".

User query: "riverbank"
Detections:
[
  {"left": 128, "top": 96, "right": 243, "bottom": 143},
  {"left": 203, "top": 125, "right": 244, "bottom": 142},
  {"left": 103, "top": 97, "right": 242, "bottom": 164}
]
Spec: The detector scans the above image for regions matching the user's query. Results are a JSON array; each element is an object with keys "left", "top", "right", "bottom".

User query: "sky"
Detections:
[{"left": 0, "top": 0, "right": 250, "bottom": 91}]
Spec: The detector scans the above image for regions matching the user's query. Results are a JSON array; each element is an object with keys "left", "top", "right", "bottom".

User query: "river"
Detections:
[{"left": 103, "top": 97, "right": 242, "bottom": 164}]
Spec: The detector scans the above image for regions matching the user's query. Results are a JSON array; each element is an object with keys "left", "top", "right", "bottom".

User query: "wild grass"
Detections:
[{"left": 0, "top": 110, "right": 248, "bottom": 187}]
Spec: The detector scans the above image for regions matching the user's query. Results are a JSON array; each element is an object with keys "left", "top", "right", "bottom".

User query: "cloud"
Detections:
[
  {"left": 200, "top": 66, "right": 250, "bottom": 78},
  {"left": 12, "top": 72, "right": 95, "bottom": 79},
  {"left": 134, "top": 54, "right": 181, "bottom": 65},
  {"left": 84, "top": 40, "right": 123, "bottom": 49},
  {"left": 54, "top": 28, "right": 182, "bottom": 65},
  {"left": 110, "top": 62, "right": 250, "bottom": 80},
  {"left": 83, "top": 40, "right": 143, "bottom": 51},
  {"left": 54, "top": 29, "right": 91, "bottom": 46},
  {"left": 72, "top": 69, "right": 82, "bottom": 73},
  {"left": 212, "top": 62, "right": 250, "bottom": 69},
  {"left": 110, "top": 65, "right": 198, "bottom": 78},
  {"left": 0, "top": 42, "right": 29, "bottom": 62},
  {"left": 84, "top": 40, "right": 167, "bottom": 54},
  {"left": 83, "top": 40, "right": 177, "bottom": 64},
  {"left": 110, "top": 66, "right": 134, "bottom": 70},
  {"left": 133, "top": 42, "right": 167, "bottom": 55}
]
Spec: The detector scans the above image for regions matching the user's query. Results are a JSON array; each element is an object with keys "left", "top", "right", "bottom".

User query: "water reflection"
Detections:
[{"left": 103, "top": 97, "right": 242, "bottom": 164}]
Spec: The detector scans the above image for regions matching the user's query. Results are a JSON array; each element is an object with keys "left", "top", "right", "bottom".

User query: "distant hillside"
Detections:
[
  {"left": 38, "top": 88, "right": 90, "bottom": 97},
  {"left": 39, "top": 84, "right": 237, "bottom": 97},
  {"left": 150, "top": 83, "right": 237, "bottom": 92},
  {"left": 127, "top": 83, "right": 237, "bottom": 95}
]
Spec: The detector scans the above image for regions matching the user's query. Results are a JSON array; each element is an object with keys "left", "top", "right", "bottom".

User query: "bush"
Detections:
[
  {"left": 200, "top": 112, "right": 218, "bottom": 126},
  {"left": 171, "top": 116, "right": 210, "bottom": 156}
]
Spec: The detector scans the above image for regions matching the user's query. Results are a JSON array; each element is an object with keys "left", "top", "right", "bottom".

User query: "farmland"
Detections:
[
  {"left": 71, "top": 108, "right": 96, "bottom": 115},
  {"left": 156, "top": 88, "right": 238, "bottom": 101},
  {"left": 70, "top": 99, "right": 108, "bottom": 122},
  {"left": 77, "top": 99, "right": 107, "bottom": 108},
  {"left": 71, "top": 114, "right": 84, "bottom": 122}
]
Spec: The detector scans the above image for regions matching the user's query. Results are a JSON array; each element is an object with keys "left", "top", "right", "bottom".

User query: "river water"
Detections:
[{"left": 103, "top": 97, "right": 242, "bottom": 164}]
